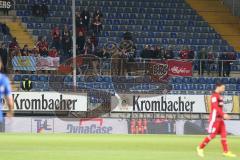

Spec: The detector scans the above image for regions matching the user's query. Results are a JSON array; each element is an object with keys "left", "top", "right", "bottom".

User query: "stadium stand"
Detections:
[
  {"left": 187, "top": 0, "right": 240, "bottom": 52},
  {"left": 16, "top": 0, "right": 235, "bottom": 52},
  {"left": 2, "top": 0, "right": 240, "bottom": 96}
]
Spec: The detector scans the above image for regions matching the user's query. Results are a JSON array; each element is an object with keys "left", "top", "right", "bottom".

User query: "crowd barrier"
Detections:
[{"left": 11, "top": 55, "right": 240, "bottom": 77}]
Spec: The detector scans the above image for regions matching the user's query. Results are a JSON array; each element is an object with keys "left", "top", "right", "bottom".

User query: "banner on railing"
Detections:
[
  {"left": 0, "top": 0, "right": 14, "bottom": 10},
  {"left": 148, "top": 60, "right": 193, "bottom": 79},
  {"left": 36, "top": 57, "right": 60, "bottom": 70},
  {"left": 2, "top": 92, "right": 87, "bottom": 111},
  {"left": 12, "top": 56, "right": 60, "bottom": 71},
  {"left": 12, "top": 56, "right": 36, "bottom": 71},
  {"left": 111, "top": 94, "right": 240, "bottom": 113},
  {"left": 148, "top": 60, "right": 168, "bottom": 81},
  {"left": 168, "top": 60, "right": 193, "bottom": 77}
]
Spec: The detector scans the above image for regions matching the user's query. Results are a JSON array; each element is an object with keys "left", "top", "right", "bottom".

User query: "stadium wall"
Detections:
[{"left": 4, "top": 117, "right": 240, "bottom": 135}]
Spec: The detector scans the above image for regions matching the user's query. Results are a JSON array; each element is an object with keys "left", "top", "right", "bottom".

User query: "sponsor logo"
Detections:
[
  {"left": 224, "top": 98, "right": 233, "bottom": 105},
  {"left": 120, "top": 95, "right": 130, "bottom": 111},
  {"left": 223, "top": 96, "right": 233, "bottom": 113},
  {"left": 168, "top": 60, "right": 193, "bottom": 76},
  {"left": 133, "top": 95, "right": 194, "bottom": 112},
  {"left": 33, "top": 119, "right": 53, "bottom": 133},
  {"left": 13, "top": 93, "right": 77, "bottom": 111},
  {"left": 170, "top": 66, "right": 191, "bottom": 74},
  {"left": 66, "top": 119, "right": 113, "bottom": 134}
]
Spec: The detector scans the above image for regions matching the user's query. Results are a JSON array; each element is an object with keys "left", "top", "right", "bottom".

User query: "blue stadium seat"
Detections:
[
  {"left": 237, "top": 85, "right": 240, "bottom": 90},
  {"left": 77, "top": 76, "right": 85, "bottom": 82},
  {"left": 198, "top": 77, "right": 206, "bottom": 84},
  {"left": 174, "top": 77, "right": 182, "bottom": 83},
  {"left": 180, "top": 84, "right": 187, "bottom": 90},
  {"left": 228, "top": 84, "right": 236, "bottom": 91},
  {"left": 237, "top": 78, "right": 240, "bottom": 84},
  {"left": 221, "top": 78, "right": 229, "bottom": 84},
  {"left": 13, "top": 75, "right": 22, "bottom": 81},
  {"left": 30, "top": 75, "right": 38, "bottom": 81},
  {"left": 38, "top": 75, "right": 48, "bottom": 82},
  {"left": 213, "top": 78, "right": 221, "bottom": 83},
  {"left": 190, "top": 77, "right": 198, "bottom": 84},
  {"left": 205, "top": 84, "right": 212, "bottom": 91},
  {"left": 229, "top": 78, "right": 237, "bottom": 84},
  {"left": 186, "top": 84, "right": 194, "bottom": 90},
  {"left": 22, "top": 75, "right": 30, "bottom": 79},
  {"left": 197, "top": 84, "right": 204, "bottom": 90},
  {"left": 182, "top": 77, "right": 191, "bottom": 84}
]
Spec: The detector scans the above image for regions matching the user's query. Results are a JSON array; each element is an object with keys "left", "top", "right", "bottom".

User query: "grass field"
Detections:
[{"left": 0, "top": 134, "right": 239, "bottom": 160}]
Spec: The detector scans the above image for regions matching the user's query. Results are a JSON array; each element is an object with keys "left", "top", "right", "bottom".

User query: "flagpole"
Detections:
[{"left": 72, "top": 0, "right": 77, "bottom": 91}]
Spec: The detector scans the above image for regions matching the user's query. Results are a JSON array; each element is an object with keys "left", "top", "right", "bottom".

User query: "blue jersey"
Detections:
[{"left": 0, "top": 74, "right": 11, "bottom": 122}]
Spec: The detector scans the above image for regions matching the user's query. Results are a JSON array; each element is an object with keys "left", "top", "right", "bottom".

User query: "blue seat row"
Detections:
[
  {"left": 173, "top": 84, "right": 239, "bottom": 91},
  {"left": 106, "top": 13, "right": 201, "bottom": 21},
  {"left": 76, "top": 1, "right": 187, "bottom": 8},
  {"left": 105, "top": 19, "right": 207, "bottom": 27},
  {"left": 172, "top": 77, "right": 240, "bottom": 84},
  {"left": 100, "top": 32, "right": 219, "bottom": 39},
  {"left": 17, "top": 0, "right": 185, "bottom": 6},
  {"left": 15, "top": 0, "right": 235, "bottom": 55},
  {"left": 23, "top": 16, "right": 207, "bottom": 28},
  {"left": 14, "top": 75, "right": 240, "bottom": 85},
  {"left": 13, "top": 75, "right": 49, "bottom": 82},
  {"left": 103, "top": 25, "right": 214, "bottom": 33},
  {"left": 134, "top": 38, "right": 227, "bottom": 46},
  {"left": 95, "top": 7, "right": 196, "bottom": 15},
  {"left": 26, "top": 81, "right": 240, "bottom": 92},
  {"left": 17, "top": 0, "right": 67, "bottom": 5},
  {"left": 17, "top": 11, "right": 72, "bottom": 17}
]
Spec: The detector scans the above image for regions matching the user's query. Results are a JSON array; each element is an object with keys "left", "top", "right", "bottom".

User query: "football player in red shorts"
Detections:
[{"left": 197, "top": 82, "right": 236, "bottom": 158}]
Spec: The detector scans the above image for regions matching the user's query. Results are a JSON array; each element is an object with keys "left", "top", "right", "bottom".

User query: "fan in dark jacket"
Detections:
[
  {"left": 76, "top": 31, "right": 85, "bottom": 55},
  {"left": 0, "top": 43, "right": 8, "bottom": 73}
]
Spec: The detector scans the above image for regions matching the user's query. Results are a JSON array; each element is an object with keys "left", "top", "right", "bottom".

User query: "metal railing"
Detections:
[
  {"left": 9, "top": 56, "right": 240, "bottom": 77},
  {"left": 59, "top": 56, "right": 240, "bottom": 77}
]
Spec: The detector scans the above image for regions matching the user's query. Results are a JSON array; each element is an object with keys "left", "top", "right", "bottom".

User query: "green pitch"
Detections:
[{"left": 0, "top": 134, "right": 239, "bottom": 160}]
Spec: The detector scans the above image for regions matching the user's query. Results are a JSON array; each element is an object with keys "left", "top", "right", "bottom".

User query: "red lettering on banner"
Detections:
[
  {"left": 79, "top": 118, "right": 103, "bottom": 126},
  {"left": 168, "top": 60, "right": 192, "bottom": 77}
]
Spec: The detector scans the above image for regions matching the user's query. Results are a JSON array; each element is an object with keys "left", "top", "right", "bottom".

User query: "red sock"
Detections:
[
  {"left": 199, "top": 136, "right": 211, "bottom": 149},
  {"left": 221, "top": 139, "right": 228, "bottom": 153}
]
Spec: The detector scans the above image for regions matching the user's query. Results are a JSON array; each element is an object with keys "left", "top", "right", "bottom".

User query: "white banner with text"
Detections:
[
  {"left": 2, "top": 92, "right": 87, "bottom": 111},
  {"left": 111, "top": 94, "right": 240, "bottom": 113}
]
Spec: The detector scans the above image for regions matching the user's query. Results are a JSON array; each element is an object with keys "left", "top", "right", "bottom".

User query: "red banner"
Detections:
[{"left": 168, "top": 60, "right": 192, "bottom": 77}]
